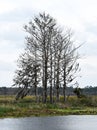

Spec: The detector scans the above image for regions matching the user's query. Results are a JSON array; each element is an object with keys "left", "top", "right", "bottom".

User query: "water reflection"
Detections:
[{"left": 0, "top": 116, "right": 97, "bottom": 130}]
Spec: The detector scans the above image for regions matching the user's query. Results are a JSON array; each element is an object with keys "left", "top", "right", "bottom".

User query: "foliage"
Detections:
[{"left": 73, "top": 87, "right": 82, "bottom": 98}]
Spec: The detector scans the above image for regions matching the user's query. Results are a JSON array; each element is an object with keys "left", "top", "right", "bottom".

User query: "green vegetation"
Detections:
[{"left": 0, "top": 95, "right": 97, "bottom": 118}]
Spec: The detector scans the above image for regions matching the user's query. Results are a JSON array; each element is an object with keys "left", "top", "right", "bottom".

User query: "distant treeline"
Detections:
[{"left": 0, "top": 86, "right": 97, "bottom": 96}]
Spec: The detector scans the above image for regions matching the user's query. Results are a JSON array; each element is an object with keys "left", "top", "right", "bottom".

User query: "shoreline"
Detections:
[
  {"left": 1, "top": 107, "right": 97, "bottom": 118},
  {"left": 0, "top": 95, "right": 97, "bottom": 118}
]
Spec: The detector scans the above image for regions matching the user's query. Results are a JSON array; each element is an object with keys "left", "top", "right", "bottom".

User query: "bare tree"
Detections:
[
  {"left": 24, "top": 13, "right": 57, "bottom": 103},
  {"left": 13, "top": 12, "right": 80, "bottom": 103},
  {"left": 13, "top": 53, "right": 40, "bottom": 100},
  {"left": 61, "top": 31, "right": 80, "bottom": 102}
]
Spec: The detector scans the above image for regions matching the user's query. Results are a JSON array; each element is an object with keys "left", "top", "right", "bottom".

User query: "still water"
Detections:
[{"left": 0, "top": 115, "right": 97, "bottom": 130}]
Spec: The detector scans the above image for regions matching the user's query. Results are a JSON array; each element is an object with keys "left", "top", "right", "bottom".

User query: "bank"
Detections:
[{"left": 0, "top": 95, "right": 97, "bottom": 118}]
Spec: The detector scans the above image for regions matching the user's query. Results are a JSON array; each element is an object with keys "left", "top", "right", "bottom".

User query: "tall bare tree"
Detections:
[
  {"left": 13, "top": 12, "right": 80, "bottom": 103},
  {"left": 24, "top": 13, "right": 57, "bottom": 103}
]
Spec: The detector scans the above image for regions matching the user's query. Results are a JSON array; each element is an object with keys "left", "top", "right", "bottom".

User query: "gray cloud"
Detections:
[
  {"left": 0, "top": 8, "right": 37, "bottom": 22},
  {"left": 84, "top": 22, "right": 97, "bottom": 35},
  {"left": 0, "top": 60, "right": 15, "bottom": 71},
  {"left": 0, "top": 0, "right": 97, "bottom": 87}
]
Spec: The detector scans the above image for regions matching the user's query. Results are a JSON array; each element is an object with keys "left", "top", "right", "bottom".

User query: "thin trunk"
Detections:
[
  {"left": 63, "top": 69, "right": 66, "bottom": 102},
  {"left": 34, "top": 46, "right": 38, "bottom": 102},
  {"left": 56, "top": 61, "right": 60, "bottom": 102},
  {"left": 34, "top": 68, "right": 37, "bottom": 96},
  {"left": 43, "top": 59, "right": 47, "bottom": 103},
  {"left": 50, "top": 47, "right": 53, "bottom": 103}
]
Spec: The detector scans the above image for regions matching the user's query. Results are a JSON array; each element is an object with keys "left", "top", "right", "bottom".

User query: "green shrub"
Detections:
[{"left": 0, "top": 107, "right": 14, "bottom": 116}]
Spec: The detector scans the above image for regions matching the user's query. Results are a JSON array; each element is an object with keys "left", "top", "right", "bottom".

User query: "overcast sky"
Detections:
[{"left": 0, "top": 0, "right": 97, "bottom": 87}]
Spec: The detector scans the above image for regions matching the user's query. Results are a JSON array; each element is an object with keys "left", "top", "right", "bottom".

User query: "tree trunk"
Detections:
[
  {"left": 56, "top": 62, "right": 60, "bottom": 102},
  {"left": 50, "top": 52, "right": 53, "bottom": 103},
  {"left": 43, "top": 57, "right": 48, "bottom": 103},
  {"left": 63, "top": 79, "right": 66, "bottom": 102}
]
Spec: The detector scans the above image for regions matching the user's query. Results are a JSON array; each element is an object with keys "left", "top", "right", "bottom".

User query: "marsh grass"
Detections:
[{"left": 0, "top": 95, "right": 97, "bottom": 117}]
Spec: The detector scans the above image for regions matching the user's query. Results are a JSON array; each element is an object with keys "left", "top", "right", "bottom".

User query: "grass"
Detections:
[{"left": 0, "top": 95, "right": 97, "bottom": 118}]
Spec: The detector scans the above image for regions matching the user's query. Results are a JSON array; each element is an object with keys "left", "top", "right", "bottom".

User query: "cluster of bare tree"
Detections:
[{"left": 13, "top": 13, "right": 80, "bottom": 103}]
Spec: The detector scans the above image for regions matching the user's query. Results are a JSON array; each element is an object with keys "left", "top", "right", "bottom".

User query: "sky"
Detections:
[{"left": 0, "top": 0, "right": 97, "bottom": 87}]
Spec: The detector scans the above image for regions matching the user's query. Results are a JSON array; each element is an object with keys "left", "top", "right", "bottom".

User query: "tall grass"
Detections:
[{"left": 0, "top": 95, "right": 97, "bottom": 117}]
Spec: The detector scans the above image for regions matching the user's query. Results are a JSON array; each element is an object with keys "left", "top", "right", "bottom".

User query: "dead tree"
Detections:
[{"left": 13, "top": 13, "right": 80, "bottom": 103}]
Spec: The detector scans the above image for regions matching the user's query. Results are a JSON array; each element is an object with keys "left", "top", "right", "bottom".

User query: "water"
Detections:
[{"left": 0, "top": 115, "right": 97, "bottom": 130}]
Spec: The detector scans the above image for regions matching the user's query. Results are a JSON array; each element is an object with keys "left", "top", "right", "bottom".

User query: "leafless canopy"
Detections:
[{"left": 13, "top": 12, "right": 80, "bottom": 103}]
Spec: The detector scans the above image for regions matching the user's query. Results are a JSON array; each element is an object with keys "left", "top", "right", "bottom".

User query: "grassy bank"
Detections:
[{"left": 0, "top": 95, "right": 97, "bottom": 118}]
